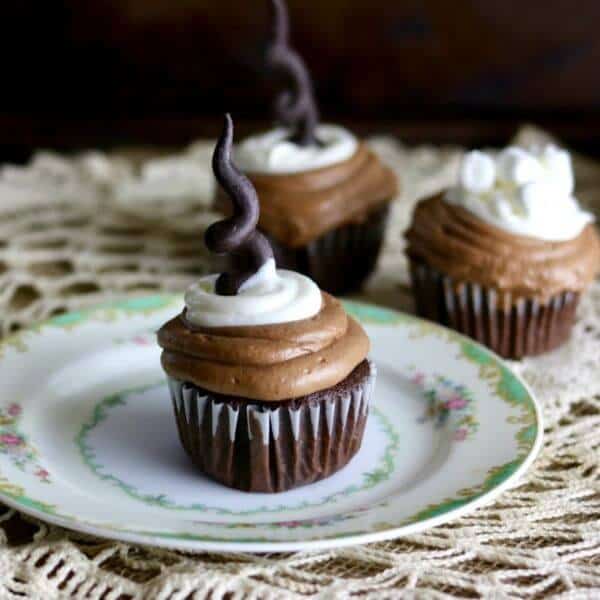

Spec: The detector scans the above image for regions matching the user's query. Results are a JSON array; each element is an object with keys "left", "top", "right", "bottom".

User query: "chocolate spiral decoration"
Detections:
[
  {"left": 205, "top": 114, "right": 274, "bottom": 296},
  {"left": 267, "top": 0, "right": 320, "bottom": 146}
]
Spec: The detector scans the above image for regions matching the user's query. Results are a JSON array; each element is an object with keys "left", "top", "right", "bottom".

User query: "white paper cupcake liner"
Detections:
[
  {"left": 410, "top": 260, "right": 580, "bottom": 359},
  {"left": 167, "top": 360, "right": 376, "bottom": 492}
]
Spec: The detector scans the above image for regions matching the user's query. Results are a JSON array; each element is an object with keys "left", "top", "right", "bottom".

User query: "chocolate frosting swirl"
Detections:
[
  {"left": 267, "top": 0, "right": 320, "bottom": 146},
  {"left": 406, "top": 195, "right": 600, "bottom": 303},
  {"left": 234, "top": 143, "right": 398, "bottom": 247},
  {"left": 158, "top": 293, "right": 370, "bottom": 401},
  {"left": 205, "top": 114, "right": 274, "bottom": 295}
]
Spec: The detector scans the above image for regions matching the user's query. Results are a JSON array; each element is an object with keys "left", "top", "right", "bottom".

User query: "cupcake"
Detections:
[
  {"left": 158, "top": 115, "right": 375, "bottom": 493},
  {"left": 223, "top": 0, "right": 398, "bottom": 295},
  {"left": 406, "top": 145, "right": 600, "bottom": 359}
]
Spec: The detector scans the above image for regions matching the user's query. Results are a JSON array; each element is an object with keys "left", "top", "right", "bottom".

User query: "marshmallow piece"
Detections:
[
  {"left": 540, "top": 145, "right": 574, "bottom": 196},
  {"left": 518, "top": 180, "right": 555, "bottom": 216},
  {"left": 459, "top": 151, "right": 496, "bottom": 192},
  {"left": 491, "top": 191, "right": 512, "bottom": 219},
  {"left": 496, "top": 147, "right": 544, "bottom": 186}
]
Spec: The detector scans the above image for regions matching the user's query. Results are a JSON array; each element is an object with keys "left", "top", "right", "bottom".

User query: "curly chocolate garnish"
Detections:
[
  {"left": 267, "top": 0, "right": 320, "bottom": 147},
  {"left": 205, "top": 114, "right": 274, "bottom": 296}
]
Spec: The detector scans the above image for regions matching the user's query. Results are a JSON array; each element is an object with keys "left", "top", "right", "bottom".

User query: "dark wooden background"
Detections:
[{"left": 2, "top": 0, "right": 600, "bottom": 159}]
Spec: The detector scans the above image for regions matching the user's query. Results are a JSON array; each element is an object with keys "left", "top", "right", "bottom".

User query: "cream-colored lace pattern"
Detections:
[{"left": 1, "top": 127, "right": 599, "bottom": 598}]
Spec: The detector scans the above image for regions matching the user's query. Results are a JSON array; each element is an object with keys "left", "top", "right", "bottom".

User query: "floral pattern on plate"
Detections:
[
  {"left": 410, "top": 369, "right": 478, "bottom": 441},
  {"left": 0, "top": 403, "right": 50, "bottom": 483}
]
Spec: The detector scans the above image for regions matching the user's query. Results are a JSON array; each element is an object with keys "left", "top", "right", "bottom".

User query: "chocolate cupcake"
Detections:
[
  {"left": 406, "top": 145, "right": 600, "bottom": 359},
  {"left": 158, "top": 115, "right": 375, "bottom": 493},
  {"left": 225, "top": 0, "right": 397, "bottom": 295}
]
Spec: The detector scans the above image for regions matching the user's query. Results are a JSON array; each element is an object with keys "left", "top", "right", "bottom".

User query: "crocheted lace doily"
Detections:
[{"left": 1, "top": 127, "right": 599, "bottom": 598}]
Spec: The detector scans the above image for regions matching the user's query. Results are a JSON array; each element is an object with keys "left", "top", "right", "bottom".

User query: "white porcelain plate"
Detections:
[{"left": 0, "top": 295, "right": 542, "bottom": 552}]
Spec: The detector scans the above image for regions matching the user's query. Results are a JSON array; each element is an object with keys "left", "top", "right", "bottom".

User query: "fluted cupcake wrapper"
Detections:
[
  {"left": 410, "top": 261, "right": 580, "bottom": 359},
  {"left": 167, "top": 361, "right": 376, "bottom": 493},
  {"left": 265, "top": 203, "right": 391, "bottom": 295}
]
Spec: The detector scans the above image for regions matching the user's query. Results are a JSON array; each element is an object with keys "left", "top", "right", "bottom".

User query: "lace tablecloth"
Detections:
[{"left": 0, "top": 127, "right": 599, "bottom": 599}]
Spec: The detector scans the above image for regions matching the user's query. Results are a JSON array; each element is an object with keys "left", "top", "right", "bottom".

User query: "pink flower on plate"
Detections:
[
  {"left": 0, "top": 434, "right": 23, "bottom": 446},
  {"left": 7, "top": 404, "right": 21, "bottom": 417},
  {"left": 35, "top": 468, "right": 50, "bottom": 481},
  {"left": 411, "top": 373, "right": 425, "bottom": 386},
  {"left": 453, "top": 428, "right": 468, "bottom": 442},
  {"left": 444, "top": 395, "right": 468, "bottom": 410}
]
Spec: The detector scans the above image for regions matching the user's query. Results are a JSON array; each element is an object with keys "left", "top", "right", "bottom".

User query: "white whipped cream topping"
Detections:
[
  {"left": 184, "top": 259, "right": 322, "bottom": 327},
  {"left": 234, "top": 125, "right": 358, "bottom": 174},
  {"left": 445, "top": 145, "right": 594, "bottom": 241}
]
